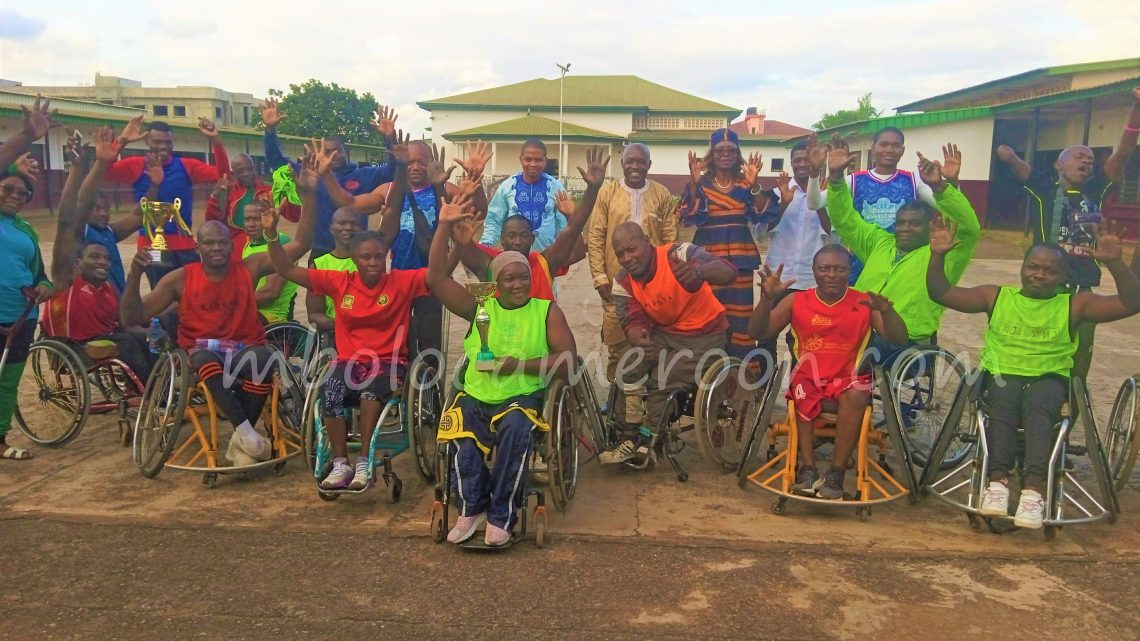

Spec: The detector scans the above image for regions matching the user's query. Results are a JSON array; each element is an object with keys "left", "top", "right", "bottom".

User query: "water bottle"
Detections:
[
  {"left": 194, "top": 338, "right": 245, "bottom": 352},
  {"left": 146, "top": 318, "right": 165, "bottom": 354}
]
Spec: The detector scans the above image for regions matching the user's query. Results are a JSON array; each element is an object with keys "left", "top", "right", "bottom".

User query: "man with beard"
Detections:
[{"left": 205, "top": 152, "right": 301, "bottom": 251}]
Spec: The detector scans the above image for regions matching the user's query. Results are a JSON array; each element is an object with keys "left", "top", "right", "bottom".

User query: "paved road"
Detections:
[{"left": 2, "top": 518, "right": 1138, "bottom": 641}]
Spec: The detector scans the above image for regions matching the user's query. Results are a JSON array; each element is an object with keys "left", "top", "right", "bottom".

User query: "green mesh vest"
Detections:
[
  {"left": 313, "top": 253, "right": 357, "bottom": 319},
  {"left": 980, "top": 287, "right": 1075, "bottom": 378},
  {"left": 463, "top": 297, "right": 551, "bottom": 404}
]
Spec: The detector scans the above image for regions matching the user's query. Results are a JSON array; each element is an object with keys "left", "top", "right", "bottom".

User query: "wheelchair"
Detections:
[
  {"left": 300, "top": 354, "right": 441, "bottom": 502},
  {"left": 429, "top": 357, "right": 585, "bottom": 548},
  {"left": 14, "top": 334, "right": 147, "bottom": 448},
  {"left": 131, "top": 348, "right": 304, "bottom": 487},
  {"left": 264, "top": 321, "right": 324, "bottom": 427},
  {"left": 736, "top": 362, "right": 918, "bottom": 520},
  {"left": 1101, "top": 375, "right": 1139, "bottom": 492},
  {"left": 593, "top": 355, "right": 763, "bottom": 482},
  {"left": 920, "top": 370, "right": 1118, "bottom": 540}
]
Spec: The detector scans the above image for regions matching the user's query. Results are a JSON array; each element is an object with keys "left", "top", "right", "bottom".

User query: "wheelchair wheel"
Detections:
[
  {"left": 406, "top": 357, "right": 442, "bottom": 484},
  {"left": 736, "top": 361, "right": 787, "bottom": 487},
  {"left": 543, "top": 378, "right": 579, "bottom": 511},
  {"left": 695, "top": 356, "right": 760, "bottom": 471},
  {"left": 13, "top": 339, "right": 90, "bottom": 447},
  {"left": 1103, "top": 376, "right": 1138, "bottom": 491},
  {"left": 265, "top": 321, "right": 318, "bottom": 380},
  {"left": 890, "top": 347, "right": 969, "bottom": 469},
  {"left": 301, "top": 359, "right": 335, "bottom": 474},
  {"left": 571, "top": 359, "right": 607, "bottom": 460},
  {"left": 132, "top": 350, "right": 191, "bottom": 478}
]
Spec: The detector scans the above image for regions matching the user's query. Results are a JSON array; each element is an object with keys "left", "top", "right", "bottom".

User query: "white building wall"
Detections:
[
  {"left": 1034, "top": 104, "right": 1132, "bottom": 151},
  {"left": 839, "top": 118, "right": 996, "bottom": 181}
]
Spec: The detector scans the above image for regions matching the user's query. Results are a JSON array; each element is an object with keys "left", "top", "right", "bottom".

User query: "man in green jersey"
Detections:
[
  {"left": 807, "top": 134, "right": 979, "bottom": 363},
  {"left": 240, "top": 200, "right": 298, "bottom": 323},
  {"left": 927, "top": 219, "right": 1140, "bottom": 529},
  {"left": 305, "top": 207, "right": 360, "bottom": 336}
]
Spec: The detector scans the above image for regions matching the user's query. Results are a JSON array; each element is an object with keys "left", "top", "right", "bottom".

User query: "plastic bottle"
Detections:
[
  {"left": 146, "top": 318, "right": 165, "bottom": 354},
  {"left": 194, "top": 338, "right": 245, "bottom": 352}
]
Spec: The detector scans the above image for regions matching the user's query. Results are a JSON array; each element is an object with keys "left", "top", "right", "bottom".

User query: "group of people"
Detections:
[{"left": 0, "top": 86, "right": 1138, "bottom": 541}]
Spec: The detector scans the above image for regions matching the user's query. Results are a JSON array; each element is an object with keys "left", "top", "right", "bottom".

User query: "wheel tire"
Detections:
[
  {"left": 695, "top": 357, "right": 758, "bottom": 471},
  {"left": 771, "top": 499, "right": 787, "bottom": 515},
  {"left": 890, "top": 348, "right": 969, "bottom": 469},
  {"left": 535, "top": 518, "right": 546, "bottom": 549},
  {"left": 203, "top": 473, "right": 218, "bottom": 488},
  {"left": 318, "top": 491, "right": 339, "bottom": 502},
  {"left": 133, "top": 350, "right": 191, "bottom": 479},
  {"left": 13, "top": 340, "right": 91, "bottom": 447},
  {"left": 1103, "top": 377, "right": 1138, "bottom": 492},
  {"left": 430, "top": 508, "right": 446, "bottom": 543},
  {"left": 406, "top": 359, "right": 441, "bottom": 485},
  {"left": 387, "top": 476, "right": 403, "bottom": 504},
  {"left": 967, "top": 513, "right": 986, "bottom": 532},
  {"left": 1043, "top": 525, "right": 1059, "bottom": 541},
  {"left": 542, "top": 380, "right": 578, "bottom": 512},
  {"left": 736, "top": 362, "right": 786, "bottom": 488}
]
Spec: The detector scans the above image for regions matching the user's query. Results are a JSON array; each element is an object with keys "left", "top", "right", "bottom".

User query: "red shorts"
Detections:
[{"left": 787, "top": 374, "right": 871, "bottom": 422}]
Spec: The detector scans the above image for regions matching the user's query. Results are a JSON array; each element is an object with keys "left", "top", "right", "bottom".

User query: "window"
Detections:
[
  {"left": 173, "top": 105, "right": 186, "bottom": 117},
  {"left": 770, "top": 158, "right": 784, "bottom": 172},
  {"left": 99, "top": 99, "right": 114, "bottom": 105},
  {"left": 215, "top": 106, "right": 223, "bottom": 119},
  {"left": 243, "top": 105, "right": 251, "bottom": 125},
  {"left": 684, "top": 117, "right": 725, "bottom": 130},
  {"left": 152, "top": 105, "right": 168, "bottom": 116}
]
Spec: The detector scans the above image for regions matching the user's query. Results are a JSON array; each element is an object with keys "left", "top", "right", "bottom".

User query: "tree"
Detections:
[
  {"left": 812, "top": 92, "right": 882, "bottom": 130},
  {"left": 251, "top": 79, "right": 381, "bottom": 145}
]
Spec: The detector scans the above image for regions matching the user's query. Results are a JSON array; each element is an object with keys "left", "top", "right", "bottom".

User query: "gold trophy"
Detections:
[
  {"left": 139, "top": 198, "right": 188, "bottom": 266},
  {"left": 466, "top": 281, "right": 498, "bottom": 371}
]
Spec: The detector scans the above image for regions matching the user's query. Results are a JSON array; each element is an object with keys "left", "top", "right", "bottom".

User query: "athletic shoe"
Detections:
[
  {"left": 1013, "top": 489, "right": 1045, "bottom": 529},
  {"left": 791, "top": 465, "right": 819, "bottom": 496},
  {"left": 484, "top": 522, "right": 512, "bottom": 547},
  {"left": 599, "top": 440, "right": 636, "bottom": 465},
  {"left": 226, "top": 431, "right": 271, "bottom": 465},
  {"left": 447, "top": 513, "right": 486, "bottom": 544},
  {"left": 320, "top": 460, "right": 354, "bottom": 490},
  {"left": 979, "top": 480, "right": 1010, "bottom": 516},
  {"left": 816, "top": 467, "right": 846, "bottom": 500},
  {"left": 348, "top": 459, "right": 371, "bottom": 490}
]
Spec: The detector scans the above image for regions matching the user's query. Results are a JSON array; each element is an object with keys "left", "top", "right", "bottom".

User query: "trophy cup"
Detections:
[
  {"left": 139, "top": 198, "right": 186, "bottom": 266},
  {"left": 466, "top": 281, "right": 499, "bottom": 371}
]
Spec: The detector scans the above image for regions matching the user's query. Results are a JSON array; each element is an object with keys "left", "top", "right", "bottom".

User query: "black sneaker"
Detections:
[
  {"left": 816, "top": 467, "right": 846, "bottom": 500},
  {"left": 791, "top": 465, "right": 819, "bottom": 496}
]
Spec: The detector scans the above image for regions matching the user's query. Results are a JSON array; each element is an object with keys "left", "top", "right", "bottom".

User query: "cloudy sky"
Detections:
[{"left": 1, "top": 0, "right": 1137, "bottom": 136}]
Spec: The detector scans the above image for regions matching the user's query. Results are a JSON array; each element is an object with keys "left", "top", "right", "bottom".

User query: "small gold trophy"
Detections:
[
  {"left": 466, "top": 281, "right": 499, "bottom": 371},
  {"left": 139, "top": 198, "right": 187, "bottom": 266}
]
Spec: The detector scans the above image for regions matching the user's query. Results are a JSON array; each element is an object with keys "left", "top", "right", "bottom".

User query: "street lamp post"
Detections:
[{"left": 556, "top": 62, "right": 571, "bottom": 183}]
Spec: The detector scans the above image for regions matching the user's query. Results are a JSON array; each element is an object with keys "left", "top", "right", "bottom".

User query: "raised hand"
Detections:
[
  {"left": 861, "top": 292, "right": 895, "bottom": 312},
  {"left": 387, "top": 131, "right": 411, "bottom": 165},
  {"left": 555, "top": 190, "right": 575, "bottom": 216},
  {"left": 1090, "top": 220, "right": 1125, "bottom": 262},
  {"left": 806, "top": 133, "right": 828, "bottom": 175},
  {"left": 826, "top": 134, "right": 855, "bottom": 176},
  {"left": 577, "top": 146, "right": 611, "bottom": 189},
  {"left": 198, "top": 117, "right": 219, "bottom": 139},
  {"left": 929, "top": 216, "right": 959, "bottom": 255},
  {"left": 92, "top": 126, "right": 120, "bottom": 164},
  {"left": 916, "top": 151, "right": 947, "bottom": 192},
  {"left": 260, "top": 97, "right": 287, "bottom": 129},
  {"left": 295, "top": 147, "right": 320, "bottom": 192},
  {"left": 372, "top": 105, "right": 399, "bottom": 143},
  {"left": 13, "top": 153, "right": 40, "bottom": 180},
  {"left": 145, "top": 153, "right": 165, "bottom": 186},
  {"left": 776, "top": 171, "right": 794, "bottom": 205},
  {"left": 759, "top": 263, "right": 796, "bottom": 299},
  {"left": 118, "top": 114, "right": 148, "bottom": 146},
  {"left": 995, "top": 144, "right": 1017, "bottom": 163},
  {"left": 306, "top": 138, "right": 339, "bottom": 176},
  {"left": 439, "top": 190, "right": 473, "bottom": 225},
  {"left": 454, "top": 140, "right": 492, "bottom": 181},
  {"left": 743, "top": 152, "right": 764, "bottom": 188},
  {"left": 260, "top": 204, "right": 281, "bottom": 239},
  {"left": 20, "top": 93, "right": 57, "bottom": 141},
  {"left": 687, "top": 150, "right": 706, "bottom": 184},
  {"left": 941, "top": 143, "right": 962, "bottom": 183},
  {"left": 426, "top": 143, "right": 455, "bottom": 186}
]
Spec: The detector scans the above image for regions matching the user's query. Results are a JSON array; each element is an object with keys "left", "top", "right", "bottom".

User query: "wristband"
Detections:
[
  {"left": 749, "top": 184, "right": 764, "bottom": 196},
  {"left": 1125, "top": 124, "right": 1140, "bottom": 134},
  {"left": 263, "top": 232, "right": 281, "bottom": 243}
]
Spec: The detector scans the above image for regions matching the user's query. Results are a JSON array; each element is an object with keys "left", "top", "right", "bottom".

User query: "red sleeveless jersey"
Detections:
[
  {"left": 177, "top": 259, "right": 265, "bottom": 349},
  {"left": 789, "top": 288, "right": 872, "bottom": 384},
  {"left": 42, "top": 276, "right": 119, "bottom": 341}
]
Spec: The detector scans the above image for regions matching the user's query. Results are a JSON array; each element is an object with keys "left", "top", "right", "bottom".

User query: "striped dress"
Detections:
[{"left": 679, "top": 177, "right": 776, "bottom": 362}]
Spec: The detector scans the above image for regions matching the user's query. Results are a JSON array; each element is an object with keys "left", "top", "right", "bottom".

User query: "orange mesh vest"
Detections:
[{"left": 628, "top": 244, "right": 724, "bottom": 330}]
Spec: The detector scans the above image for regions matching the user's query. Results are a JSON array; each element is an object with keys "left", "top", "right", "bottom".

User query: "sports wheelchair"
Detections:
[
  {"left": 1102, "top": 375, "right": 1139, "bottom": 492},
  {"left": 300, "top": 354, "right": 441, "bottom": 502},
  {"left": 880, "top": 344, "right": 971, "bottom": 472},
  {"left": 736, "top": 362, "right": 918, "bottom": 520},
  {"left": 131, "top": 347, "right": 304, "bottom": 487},
  {"left": 920, "top": 370, "right": 1118, "bottom": 540},
  {"left": 429, "top": 357, "right": 586, "bottom": 549},
  {"left": 591, "top": 355, "right": 765, "bottom": 482}
]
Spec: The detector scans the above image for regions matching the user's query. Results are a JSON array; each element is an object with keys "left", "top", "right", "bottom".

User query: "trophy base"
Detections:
[
  {"left": 148, "top": 249, "right": 171, "bottom": 267},
  {"left": 474, "top": 355, "right": 497, "bottom": 372}
]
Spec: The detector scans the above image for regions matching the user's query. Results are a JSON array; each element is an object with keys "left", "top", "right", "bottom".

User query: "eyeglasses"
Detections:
[
  {"left": 0, "top": 184, "right": 32, "bottom": 201},
  {"left": 712, "top": 148, "right": 738, "bottom": 157}
]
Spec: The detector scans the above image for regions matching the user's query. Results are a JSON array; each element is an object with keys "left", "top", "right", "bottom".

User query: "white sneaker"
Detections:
[
  {"left": 1013, "top": 489, "right": 1045, "bottom": 529},
  {"left": 979, "top": 480, "right": 1010, "bottom": 516},
  {"left": 447, "top": 513, "right": 486, "bottom": 544},
  {"left": 599, "top": 440, "right": 635, "bottom": 465},
  {"left": 320, "top": 460, "right": 354, "bottom": 489},
  {"left": 226, "top": 431, "right": 271, "bottom": 465},
  {"left": 348, "top": 459, "right": 371, "bottom": 490}
]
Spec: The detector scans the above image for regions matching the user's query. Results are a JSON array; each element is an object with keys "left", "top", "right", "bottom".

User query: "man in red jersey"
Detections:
[
  {"left": 749, "top": 245, "right": 909, "bottom": 499},
  {"left": 120, "top": 145, "right": 322, "bottom": 466}
]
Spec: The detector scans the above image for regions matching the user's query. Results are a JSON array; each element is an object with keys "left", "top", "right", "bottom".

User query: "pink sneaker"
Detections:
[
  {"left": 484, "top": 522, "right": 512, "bottom": 547},
  {"left": 446, "top": 513, "right": 485, "bottom": 544}
]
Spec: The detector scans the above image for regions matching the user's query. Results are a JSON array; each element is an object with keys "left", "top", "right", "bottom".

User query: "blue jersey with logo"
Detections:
[{"left": 851, "top": 170, "right": 919, "bottom": 233}]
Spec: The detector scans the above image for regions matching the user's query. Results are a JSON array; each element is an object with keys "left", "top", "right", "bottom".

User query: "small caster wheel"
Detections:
[
  {"left": 430, "top": 503, "right": 446, "bottom": 543},
  {"left": 856, "top": 506, "right": 870, "bottom": 522},
  {"left": 535, "top": 519, "right": 546, "bottom": 548},
  {"left": 387, "top": 476, "right": 403, "bottom": 504},
  {"left": 318, "top": 491, "right": 339, "bottom": 502},
  {"left": 1106, "top": 511, "right": 1117, "bottom": 525},
  {"left": 272, "top": 461, "right": 287, "bottom": 476},
  {"left": 967, "top": 513, "right": 986, "bottom": 533},
  {"left": 771, "top": 498, "right": 787, "bottom": 515},
  {"left": 202, "top": 473, "right": 218, "bottom": 488},
  {"left": 677, "top": 471, "right": 689, "bottom": 483},
  {"left": 765, "top": 448, "right": 777, "bottom": 462},
  {"left": 1043, "top": 525, "right": 1059, "bottom": 541}
]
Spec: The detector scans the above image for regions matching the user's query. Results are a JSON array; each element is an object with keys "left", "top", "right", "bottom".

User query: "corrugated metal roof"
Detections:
[
  {"left": 443, "top": 114, "right": 622, "bottom": 141},
  {"left": 420, "top": 76, "right": 738, "bottom": 114},
  {"left": 629, "top": 130, "right": 787, "bottom": 144}
]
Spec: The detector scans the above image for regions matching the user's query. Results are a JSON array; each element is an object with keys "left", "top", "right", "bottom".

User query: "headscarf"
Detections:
[
  {"left": 709, "top": 128, "right": 740, "bottom": 149},
  {"left": 489, "top": 251, "right": 530, "bottom": 283}
]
